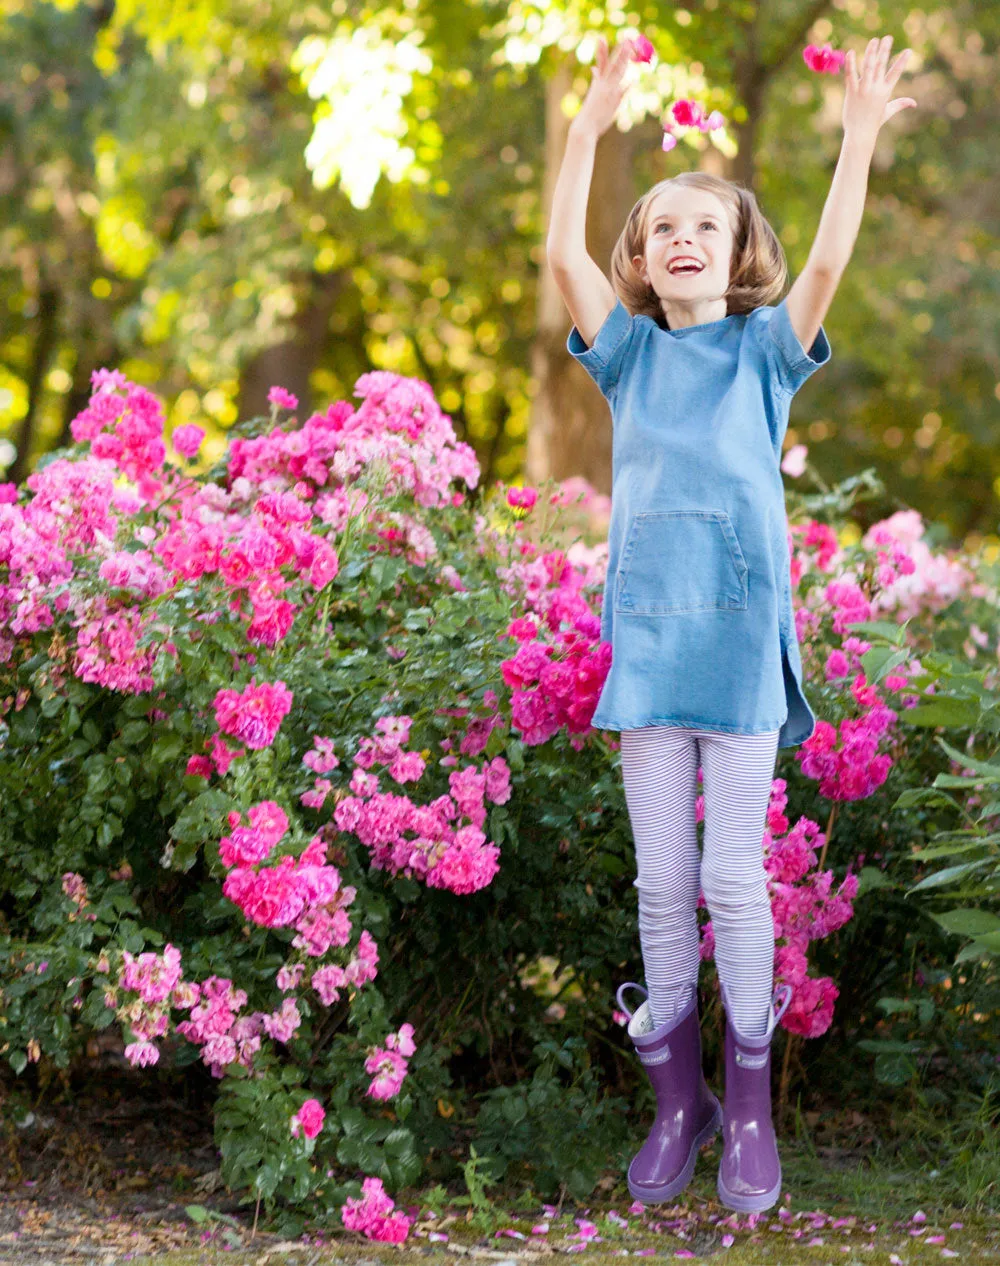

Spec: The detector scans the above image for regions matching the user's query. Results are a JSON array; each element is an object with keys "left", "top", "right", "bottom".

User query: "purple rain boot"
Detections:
[
  {"left": 716, "top": 983, "right": 793, "bottom": 1213},
  {"left": 617, "top": 982, "right": 722, "bottom": 1204}
]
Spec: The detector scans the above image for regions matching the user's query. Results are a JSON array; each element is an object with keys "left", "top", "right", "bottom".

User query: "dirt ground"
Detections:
[{"left": 1, "top": 1078, "right": 997, "bottom": 1266}]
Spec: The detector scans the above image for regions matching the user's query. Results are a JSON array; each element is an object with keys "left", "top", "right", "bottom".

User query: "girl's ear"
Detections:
[{"left": 631, "top": 253, "right": 648, "bottom": 282}]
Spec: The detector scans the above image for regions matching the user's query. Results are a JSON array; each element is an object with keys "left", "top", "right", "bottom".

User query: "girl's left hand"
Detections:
[{"left": 842, "top": 35, "right": 917, "bottom": 147}]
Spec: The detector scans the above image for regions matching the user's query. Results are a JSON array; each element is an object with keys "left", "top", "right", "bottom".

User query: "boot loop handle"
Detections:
[{"left": 615, "top": 981, "right": 648, "bottom": 1021}]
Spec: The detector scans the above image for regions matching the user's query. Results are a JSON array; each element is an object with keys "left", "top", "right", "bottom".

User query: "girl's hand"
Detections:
[
  {"left": 570, "top": 36, "right": 633, "bottom": 142},
  {"left": 842, "top": 35, "right": 917, "bottom": 148}
]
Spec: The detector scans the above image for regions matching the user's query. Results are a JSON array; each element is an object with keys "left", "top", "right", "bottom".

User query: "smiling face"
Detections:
[{"left": 631, "top": 185, "right": 736, "bottom": 314}]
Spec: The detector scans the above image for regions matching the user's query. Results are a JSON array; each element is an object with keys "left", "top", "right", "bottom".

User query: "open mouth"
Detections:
[{"left": 667, "top": 258, "right": 705, "bottom": 276}]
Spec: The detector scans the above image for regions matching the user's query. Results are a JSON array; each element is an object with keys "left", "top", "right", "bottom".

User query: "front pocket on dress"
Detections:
[{"left": 615, "top": 510, "right": 748, "bottom": 615}]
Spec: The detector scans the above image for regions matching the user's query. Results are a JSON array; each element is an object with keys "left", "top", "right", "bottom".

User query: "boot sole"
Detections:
[
  {"left": 627, "top": 1101, "right": 722, "bottom": 1204},
  {"left": 716, "top": 1169, "right": 782, "bottom": 1213}
]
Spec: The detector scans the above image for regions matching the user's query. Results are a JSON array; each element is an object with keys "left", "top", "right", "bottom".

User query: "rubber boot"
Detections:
[
  {"left": 617, "top": 982, "right": 722, "bottom": 1204},
  {"left": 716, "top": 983, "right": 793, "bottom": 1213}
]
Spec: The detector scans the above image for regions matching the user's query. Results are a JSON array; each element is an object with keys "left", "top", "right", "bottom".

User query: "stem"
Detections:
[
  {"left": 817, "top": 803, "right": 838, "bottom": 871},
  {"left": 251, "top": 1194, "right": 260, "bottom": 1242},
  {"left": 777, "top": 1030, "right": 797, "bottom": 1127}
]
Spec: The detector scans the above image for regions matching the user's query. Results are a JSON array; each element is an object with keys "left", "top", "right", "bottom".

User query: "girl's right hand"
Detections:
[{"left": 570, "top": 36, "right": 633, "bottom": 142}]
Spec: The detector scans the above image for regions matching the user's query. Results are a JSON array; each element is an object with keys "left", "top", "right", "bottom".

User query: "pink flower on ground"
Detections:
[
  {"left": 268, "top": 386, "right": 299, "bottom": 411},
  {"left": 629, "top": 33, "right": 655, "bottom": 63},
  {"left": 781, "top": 444, "right": 808, "bottom": 478},
  {"left": 342, "top": 1177, "right": 412, "bottom": 1243},
  {"left": 803, "top": 43, "right": 846, "bottom": 74},
  {"left": 172, "top": 424, "right": 205, "bottom": 458},
  {"left": 290, "top": 1097, "right": 325, "bottom": 1139}
]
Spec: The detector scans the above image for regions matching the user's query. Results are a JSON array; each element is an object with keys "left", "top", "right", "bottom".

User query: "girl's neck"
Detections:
[{"left": 660, "top": 296, "right": 729, "bottom": 330}]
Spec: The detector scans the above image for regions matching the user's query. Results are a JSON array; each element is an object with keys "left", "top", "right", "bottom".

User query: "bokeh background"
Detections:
[{"left": 2, "top": 0, "right": 998, "bottom": 531}]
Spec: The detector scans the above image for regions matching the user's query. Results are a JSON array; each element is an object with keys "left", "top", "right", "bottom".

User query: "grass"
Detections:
[{"left": 122, "top": 1131, "right": 999, "bottom": 1266}]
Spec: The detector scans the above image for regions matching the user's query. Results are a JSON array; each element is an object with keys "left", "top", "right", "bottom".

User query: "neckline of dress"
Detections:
[{"left": 650, "top": 312, "right": 744, "bottom": 336}]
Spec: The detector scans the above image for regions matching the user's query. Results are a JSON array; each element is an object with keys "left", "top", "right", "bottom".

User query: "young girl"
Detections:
[{"left": 546, "top": 35, "right": 915, "bottom": 1211}]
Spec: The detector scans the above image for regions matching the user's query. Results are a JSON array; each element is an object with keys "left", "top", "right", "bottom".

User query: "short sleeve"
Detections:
[
  {"left": 567, "top": 300, "right": 638, "bottom": 399},
  {"left": 751, "top": 297, "right": 831, "bottom": 396}
]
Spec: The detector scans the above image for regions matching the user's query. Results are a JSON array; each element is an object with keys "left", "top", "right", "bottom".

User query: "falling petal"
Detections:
[
  {"left": 707, "top": 110, "right": 725, "bottom": 130},
  {"left": 630, "top": 34, "right": 655, "bottom": 63},
  {"left": 662, "top": 133, "right": 678, "bottom": 152},
  {"left": 721, "top": 1235, "right": 735, "bottom": 1249},
  {"left": 671, "top": 98, "right": 704, "bottom": 128}
]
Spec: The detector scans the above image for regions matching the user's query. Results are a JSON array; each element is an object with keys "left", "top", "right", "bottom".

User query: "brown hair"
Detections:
[{"left": 609, "top": 172, "right": 787, "bottom": 322}]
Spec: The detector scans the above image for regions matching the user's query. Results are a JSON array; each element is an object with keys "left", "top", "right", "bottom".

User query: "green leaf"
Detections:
[
  {"left": 861, "top": 646, "right": 909, "bottom": 684},
  {"left": 8, "top": 1050, "right": 27, "bottom": 1075},
  {"left": 954, "top": 932, "right": 1000, "bottom": 962},
  {"left": 930, "top": 908, "right": 1000, "bottom": 938},
  {"left": 185, "top": 1205, "right": 210, "bottom": 1224},
  {"left": 847, "top": 620, "right": 908, "bottom": 646},
  {"left": 904, "top": 697, "right": 980, "bottom": 729},
  {"left": 874, "top": 997, "right": 914, "bottom": 1016},
  {"left": 935, "top": 738, "right": 1000, "bottom": 780},
  {"left": 911, "top": 837, "right": 989, "bottom": 861},
  {"left": 119, "top": 720, "right": 149, "bottom": 746},
  {"left": 893, "top": 787, "right": 963, "bottom": 813},
  {"left": 933, "top": 773, "right": 993, "bottom": 789},
  {"left": 909, "top": 858, "right": 993, "bottom": 893},
  {"left": 857, "top": 866, "right": 892, "bottom": 895}
]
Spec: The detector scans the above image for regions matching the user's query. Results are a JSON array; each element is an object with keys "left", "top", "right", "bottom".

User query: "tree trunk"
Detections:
[
  {"left": 237, "top": 270, "right": 345, "bottom": 422},
  {"left": 9, "top": 285, "right": 60, "bottom": 486},
  {"left": 527, "top": 62, "right": 654, "bottom": 495}
]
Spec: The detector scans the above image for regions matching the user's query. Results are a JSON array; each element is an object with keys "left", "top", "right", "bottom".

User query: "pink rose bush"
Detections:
[{"left": 2, "top": 361, "right": 992, "bottom": 1214}]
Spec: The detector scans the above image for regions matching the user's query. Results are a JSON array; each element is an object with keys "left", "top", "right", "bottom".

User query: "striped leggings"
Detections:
[{"left": 620, "top": 726, "right": 779, "bottom": 1038}]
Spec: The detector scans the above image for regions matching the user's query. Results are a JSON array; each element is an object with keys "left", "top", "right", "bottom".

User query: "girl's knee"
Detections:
[{"left": 699, "top": 857, "right": 768, "bottom": 912}]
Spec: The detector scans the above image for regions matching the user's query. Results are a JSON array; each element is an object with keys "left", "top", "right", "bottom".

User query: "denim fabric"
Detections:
[{"left": 567, "top": 298, "right": 831, "bottom": 747}]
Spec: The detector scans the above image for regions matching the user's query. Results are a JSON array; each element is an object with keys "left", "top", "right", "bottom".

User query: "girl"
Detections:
[{"left": 546, "top": 35, "right": 915, "bottom": 1211}]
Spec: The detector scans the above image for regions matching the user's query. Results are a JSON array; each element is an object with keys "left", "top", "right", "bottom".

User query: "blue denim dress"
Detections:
[{"left": 568, "top": 297, "right": 830, "bottom": 747}]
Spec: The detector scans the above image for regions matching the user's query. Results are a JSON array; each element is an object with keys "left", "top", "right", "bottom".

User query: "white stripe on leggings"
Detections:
[{"left": 620, "top": 726, "right": 779, "bottom": 1038}]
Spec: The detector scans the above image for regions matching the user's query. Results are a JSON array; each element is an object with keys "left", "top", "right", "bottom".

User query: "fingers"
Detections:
[
  {"left": 595, "top": 35, "right": 607, "bottom": 74},
  {"left": 877, "top": 34, "right": 893, "bottom": 77},
  {"left": 610, "top": 38, "right": 632, "bottom": 78},
  {"left": 884, "top": 97, "right": 918, "bottom": 122},
  {"left": 887, "top": 47, "right": 912, "bottom": 88},
  {"left": 861, "top": 37, "right": 878, "bottom": 87},
  {"left": 845, "top": 48, "right": 860, "bottom": 92}
]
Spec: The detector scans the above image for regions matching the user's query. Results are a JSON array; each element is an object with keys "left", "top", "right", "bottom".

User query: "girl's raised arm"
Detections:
[
  {"left": 546, "top": 37, "right": 634, "bottom": 348},
  {"left": 785, "top": 35, "right": 917, "bottom": 352}
]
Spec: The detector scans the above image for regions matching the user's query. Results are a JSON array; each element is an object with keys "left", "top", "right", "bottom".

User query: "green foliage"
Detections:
[{"left": 473, "top": 1037, "right": 631, "bottom": 1200}]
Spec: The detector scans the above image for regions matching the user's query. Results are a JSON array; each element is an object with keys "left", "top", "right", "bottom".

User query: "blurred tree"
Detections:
[{"left": 0, "top": 0, "right": 997, "bottom": 535}]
